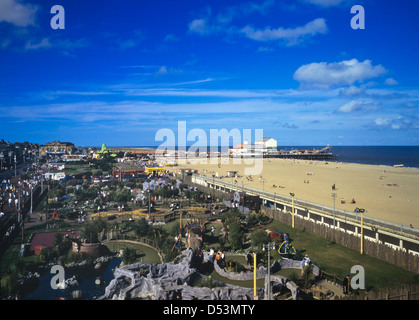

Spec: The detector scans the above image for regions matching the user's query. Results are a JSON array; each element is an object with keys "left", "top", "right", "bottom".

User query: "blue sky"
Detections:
[{"left": 0, "top": 0, "right": 418, "bottom": 147}]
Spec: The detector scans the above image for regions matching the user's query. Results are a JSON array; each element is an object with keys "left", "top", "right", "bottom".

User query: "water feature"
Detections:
[{"left": 23, "top": 257, "right": 122, "bottom": 300}]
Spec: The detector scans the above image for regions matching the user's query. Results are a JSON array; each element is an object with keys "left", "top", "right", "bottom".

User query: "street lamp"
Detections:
[
  {"left": 253, "top": 252, "right": 257, "bottom": 300},
  {"left": 30, "top": 186, "right": 33, "bottom": 215},
  {"left": 358, "top": 208, "right": 365, "bottom": 254},
  {"left": 212, "top": 174, "right": 215, "bottom": 204},
  {"left": 262, "top": 179, "right": 266, "bottom": 206},
  {"left": 290, "top": 193, "right": 295, "bottom": 228},
  {"left": 331, "top": 193, "right": 337, "bottom": 227},
  {"left": 8, "top": 151, "right": 13, "bottom": 171},
  {"left": 0, "top": 152, "right": 4, "bottom": 172},
  {"left": 262, "top": 242, "right": 276, "bottom": 300}
]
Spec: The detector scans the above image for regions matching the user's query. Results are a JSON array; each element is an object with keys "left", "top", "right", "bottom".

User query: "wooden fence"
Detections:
[
  {"left": 336, "top": 283, "right": 419, "bottom": 300},
  {"left": 265, "top": 206, "right": 419, "bottom": 274}
]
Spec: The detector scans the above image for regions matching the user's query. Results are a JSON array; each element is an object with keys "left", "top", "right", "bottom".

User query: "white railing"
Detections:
[{"left": 193, "top": 173, "right": 419, "bottom": 240}]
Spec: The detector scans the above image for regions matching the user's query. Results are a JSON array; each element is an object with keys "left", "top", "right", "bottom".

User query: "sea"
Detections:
[{"left": 313, "top": 146, "right": 419, "bottom": 168}]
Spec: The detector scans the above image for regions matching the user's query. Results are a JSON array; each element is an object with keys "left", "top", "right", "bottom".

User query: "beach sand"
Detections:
[{"left": 171, "top": 158, "right": 419, "bottom": 228}]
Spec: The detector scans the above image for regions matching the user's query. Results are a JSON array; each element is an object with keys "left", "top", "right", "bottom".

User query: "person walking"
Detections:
[{"left": 343, "top": 274, "right": 351, "bottom": 295}]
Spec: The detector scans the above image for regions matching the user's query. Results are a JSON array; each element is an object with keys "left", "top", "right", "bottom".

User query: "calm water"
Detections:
[
  {"left": 23, "top": 258, "right": 122, "bottom": 300},
  {"left": 323, "top": 146, "right": 419, "bottom": 168}
]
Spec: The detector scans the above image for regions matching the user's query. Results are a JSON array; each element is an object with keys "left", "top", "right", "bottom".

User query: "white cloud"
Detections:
[
  {"left": 156, "top": 66, "right": 168, "bottom": 75},
  {"left": 25, "top": 38, "right": 52, "bottom": 50},
  {"left": 374, "top": 118, "right": 390, "bottom": 126},
  {"left": 282, "top": 122, "right": 299, "bottom": 129},
  {"left": 240, "top": 18, "right": 328, "bottom": 45},
  {"left": 117, "top": 30, "right": 144, "bottom": 49},
  {"left": 154, "top": 66, "right": 183, "bottom": 76},
  {"left": 304, "top": 0, "right": 343, "bottom": 7},
  {"left": 188, "top": 18, "right": 211, "bottom": 35},
  {"left": 339, "top": 85, "right": 365, "bottom": 97},
  {"left": 337, "top": 100, "right": 378, "bottom": 113},
  {"left": 164, "top": 34, "right": 178, "bottom": 42},
  {"left": 0, "top": 0, "right": 38, "bottom": 27},
  {"left": 385, "top": 78, "right": 398, "bottom": 86},
  {"left": 294, "top": 59, "right": 387, "bottom": 89},
  {"left": 188, "top": 0, "right": 277, "bottom": 36},
  {"left": 373, "top": 116, "right": 412, "bottom": 130},
  {"left": 24, "top": 37, "right": 88, "bottom": 51}
]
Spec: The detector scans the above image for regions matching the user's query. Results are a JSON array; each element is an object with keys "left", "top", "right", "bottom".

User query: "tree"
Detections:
[
  {"left": 114, "top": 188, "right": 131, "bottom": 203},
  {"left": 221, "top": 208, "right": 245, "bottom": 250},
  {"left": 133, "top": 218, "right": 152, "bottom": 238},
  {"left": 250, "top": 229, "right": 271, "bottom": 251},
  {"left": 54, "top": 233, "right": 72, "bottom": 256},
  {"left": 228, "top": 222, "right": 246, "bottom": 251},
  {"left": 39, "top": 247, "right": 56, "bottom": 263},
  {"left": 0, "top": 272, "right": 19, "bottom": 298},
  {"left": 81, "top": 219, "right": 107, "bottom": 243},
  {"left": 99, "top": 158, "right": 111, "bottom": 172},
  {"left": 122, "top": 247, "right": 136, "bottom": 265},
  {"left": 222, "top": 208, "right": 241, "bottom": 225}
]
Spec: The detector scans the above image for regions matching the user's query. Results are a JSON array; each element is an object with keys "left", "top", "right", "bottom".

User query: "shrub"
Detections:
[{"left": 39, "top": 247, "right": 56, "bottom": 263}]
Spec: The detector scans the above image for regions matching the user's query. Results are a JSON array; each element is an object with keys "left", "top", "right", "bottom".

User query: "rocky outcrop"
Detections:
[
  {"left": 99, "top": 249, "right": 316, "bottom": 300},
  {"left": 99, "top": 249, "right": 262, "bottom": 300}
]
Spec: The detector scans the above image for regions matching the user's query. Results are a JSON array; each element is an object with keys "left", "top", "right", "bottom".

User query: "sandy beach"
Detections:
[{"left": 172, "top": 157, "right": 419, "bottom": 228}]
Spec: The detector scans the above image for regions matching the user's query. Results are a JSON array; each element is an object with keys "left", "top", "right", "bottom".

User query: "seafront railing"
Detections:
[{"left": 193, "top": 174, "right": 419, "bottom": 239}]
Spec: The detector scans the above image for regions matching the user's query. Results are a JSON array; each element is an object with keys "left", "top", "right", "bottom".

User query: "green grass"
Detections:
[
  {"left": 104, "top": 241, "right": 162, "bottom": 264},
  {"left": 266, "top": 220, "right": 418, "bottom": 290}
]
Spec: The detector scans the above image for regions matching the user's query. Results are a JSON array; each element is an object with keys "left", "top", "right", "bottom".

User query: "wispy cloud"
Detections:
[
  {"left": 117, "top": 30, "right": 145, "bottom": 49},
  {"left": 372, "top": 116, "right": 415, "bottom": 130},
  {"left": 385, "top": 78, "right": 398, "bottom": 86},
  {"left": 0, "top": 0, "right": 38, "bottom": 27},
  {"left": 25, "top": 37, "right": 52, "bottom": 50},
  {"left": 188, "top": 2, "right": 327, "bottom": 46},
  {"left": 188, "top": 0, "right": 276, "bottom": 36},
  {"left": 240, "top": 18, "right": 328, "bottom": 45},
  {"left": 337, "top": 100, "right": 379, "bottom": 113},
  {"left": 24, "top": 37, "right": 89, "bottom": 52},
  {"left": 3, "top": 81, "right": 419, "bottom": 147},
  {"left": 303, "top": 0, "right": 344, "bottom": 7}
]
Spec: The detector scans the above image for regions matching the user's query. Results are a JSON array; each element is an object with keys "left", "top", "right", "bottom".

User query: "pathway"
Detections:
[{"left": 312, "top": 279, "right": 346, "bottom": 299}]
